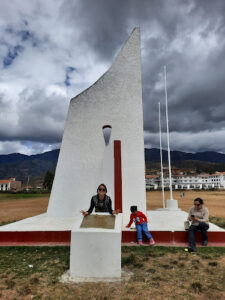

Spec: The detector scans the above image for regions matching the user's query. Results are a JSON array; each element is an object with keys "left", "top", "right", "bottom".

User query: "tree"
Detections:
[{"left": 43, "top": 170, "right": 55, "bottom": 190}]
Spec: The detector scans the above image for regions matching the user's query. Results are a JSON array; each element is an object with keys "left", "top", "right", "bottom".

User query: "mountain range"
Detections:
[
  {"left": 0, "top": 148, "right": 225, "bottom": 184},
  {"left": 144, "top": 148, "right": 225, "bottom": 163}
]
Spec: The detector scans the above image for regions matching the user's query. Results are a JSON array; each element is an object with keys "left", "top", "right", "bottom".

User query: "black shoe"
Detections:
[
  {"left": 188, "top": 247, "right": 197, "bottom": 253},
  {"left": 202, "top": 240, "right": 208, "bottom": 246}
]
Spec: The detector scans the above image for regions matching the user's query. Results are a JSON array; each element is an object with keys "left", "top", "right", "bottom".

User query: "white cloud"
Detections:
[
  {"left": 0, "top": 140, "right": 60, "bottom": 155},
  {"left": 0, "top": 0, "right": 225, "bottom": 155},
  {"left": 145, "top": 128, "right": 225, "bottom": 153}
]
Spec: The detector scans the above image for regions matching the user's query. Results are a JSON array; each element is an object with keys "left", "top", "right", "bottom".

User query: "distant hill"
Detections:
[
  {"left": 0, "top": 148, "right": 225, "bottom": 184},
  {"left": 0, "top": 149, "right": 59, "bottom": 184},
  {"left": 145, "top": 148, "right": 225, "bottom": 163},
  {"left": 145, "top": 148, "right": 225, "bottom": 174}
]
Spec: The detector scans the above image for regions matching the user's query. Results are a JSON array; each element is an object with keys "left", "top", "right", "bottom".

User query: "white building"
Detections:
[
  {"left": 0, "top": 178, "right": 22, "bottom": 192},
  {"left": 145, "top": 175, "right": 159, "bottom": 190},
  {"left": 201, "top": 172, "right": 225, "bottom": 189},
  {"left": 0, "top": 180, "right": 11, "bottom": 191},
  {"left": 146, "top": 172, "right": 225, "bottom": 190}
]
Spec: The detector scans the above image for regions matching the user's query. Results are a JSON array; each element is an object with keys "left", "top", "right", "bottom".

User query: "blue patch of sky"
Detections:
[
  {"left": 2, "top": 25, "right": 40, "bottom": 68},
  {"left": 23, "top": 20, "right": 29, "bottom": 26},
  {"left": 23, "top": 141, "right": 33, "bottom": 148},
  {"left": 64, "top": 66, "right": 76, "bottom": 86},
  {"left": 20, "top": 30, "right": 32, "bottom": 41},
  {"left": 18, "top": 30, "right": 39, "bottom": 47},
  {"left": 3, "top": 45, "right": 24, "bottom": 67}
]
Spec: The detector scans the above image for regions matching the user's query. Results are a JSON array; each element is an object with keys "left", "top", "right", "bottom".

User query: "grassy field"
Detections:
[
  {"left": 0, "top": 246, "right": 225, "bottom": 299},
  {"left": 0, "top": 191, "right": 225, "bottom": 299}
]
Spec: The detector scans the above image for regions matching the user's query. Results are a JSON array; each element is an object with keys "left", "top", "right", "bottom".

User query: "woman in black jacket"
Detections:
[{"left": 81, "top": 183, "right": 119, "bottom": 216}]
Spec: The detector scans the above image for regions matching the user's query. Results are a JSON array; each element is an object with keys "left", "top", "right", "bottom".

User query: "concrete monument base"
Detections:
[
  {"left": 70, "top": 213, "right": 122, "bottom": 280},
  {"left": 0, "top": 210, "right": 224, "bottom": 246},
  {"left": 166, "top": 199, "right": 181, "bottom": 211},
  {"left": 61, "top": 269, "right": 133, "bottom": 283}
]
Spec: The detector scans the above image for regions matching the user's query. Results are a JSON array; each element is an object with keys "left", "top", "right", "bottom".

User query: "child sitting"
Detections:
[{"left": 126, "top": 206, "right": 155, "bottom": 245}]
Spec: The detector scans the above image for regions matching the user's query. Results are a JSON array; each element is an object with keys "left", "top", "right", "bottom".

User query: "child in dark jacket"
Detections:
[{"left": 126, "top": 206, "right": 155, "bottom": 245}]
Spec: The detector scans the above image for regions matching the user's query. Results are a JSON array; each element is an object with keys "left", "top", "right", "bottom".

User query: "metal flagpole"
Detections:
[
  {"left": 158, "top": 102, "right": 165, "bottom": 208},
  {"left": 164, "top": 65, "right": 173, "bottom": 201}
]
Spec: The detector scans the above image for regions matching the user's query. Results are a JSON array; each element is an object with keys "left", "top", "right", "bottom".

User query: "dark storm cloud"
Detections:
[
  {"left": 62, "top": 0, "right": 225, "bottom": 144},
  {"left": 60, "top": 0, "right": 132, "bottom": 62},
  {"left": 1, "top": 0, "right": 225, "bottom": 154},
  {"left": 0, "top": 88, "right": 68, "bottom": 143}
]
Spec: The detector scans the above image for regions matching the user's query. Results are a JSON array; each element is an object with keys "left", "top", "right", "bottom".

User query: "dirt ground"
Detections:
[
  {"left": 0, "top": 190, "right": 225, "bottom": 224},
  {"left": 0, "top": 196, "right": 49, "bottom": 223},
  {"left": 147, "top": 190, "right": 225, "bottom": 218}
]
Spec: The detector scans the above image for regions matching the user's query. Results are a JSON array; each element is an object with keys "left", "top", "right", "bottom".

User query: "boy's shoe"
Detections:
[
  {"left": 138, "top": 241, "right": 143, "bottom": 245},
  {"left": 149, "top": 238, "right": 155, "bottom": 246},
  {"left": 202, "top": 240, "right": 208, "bottom": 246}
]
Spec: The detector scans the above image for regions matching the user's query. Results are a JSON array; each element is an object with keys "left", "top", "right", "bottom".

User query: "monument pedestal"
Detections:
[
  {"left": 69, "top": 214, "right": 122, "bottom": 281},
  {"left": 166, "top": 199, "right": 180, "bottom": 211},
  {"left": 156, "top": 199, "right": 181, "bottom": 211}
]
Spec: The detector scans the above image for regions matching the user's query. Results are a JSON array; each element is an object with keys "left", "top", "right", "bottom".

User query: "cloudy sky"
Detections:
[{"left": 1, "top": 0, "right": 225, "bottom": 155}]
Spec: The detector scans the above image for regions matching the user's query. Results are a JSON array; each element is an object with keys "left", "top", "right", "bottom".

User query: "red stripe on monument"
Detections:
[
  {"left": 114, "top": 140, "right": 122, "bottom": 212},
  {"left": 0, "top": 231, "right": 71, "bottom": 245},
  {"left": 0, "top": 230, "right": 224, "bottom": 246}
]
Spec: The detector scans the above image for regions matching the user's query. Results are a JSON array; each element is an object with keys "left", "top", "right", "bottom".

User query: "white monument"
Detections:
[
  {"left": 48, "top": 27, "right": 145, "bottom": 281},
  {"left": 47, "top": 28, "right": 146, "bottom": 226}
]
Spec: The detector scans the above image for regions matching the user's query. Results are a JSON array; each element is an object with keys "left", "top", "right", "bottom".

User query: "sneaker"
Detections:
[
  {"left": 202, "top": 240, "right": 208, "bottom": 246},
  {"left": 138, "top": 241, "right": 143, "bottom": 245},
  {"left": 149, "top": 238, "right": 155, "bottom": 246}
]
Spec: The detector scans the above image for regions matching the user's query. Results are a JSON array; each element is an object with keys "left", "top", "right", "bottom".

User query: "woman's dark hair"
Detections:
[
  {"left": 194, "top": 198, "right": 203, "bottom": 204},
  {"left": 97, "top": 183, "right": 107, "bottom": 193}
]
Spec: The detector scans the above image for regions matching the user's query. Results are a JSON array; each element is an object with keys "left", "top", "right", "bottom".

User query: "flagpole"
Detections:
[
  {"left": 158, "top": 102, "right": 165, "bottom": 208},
  {"left": 164, "top": 66, "right": 173, "bottom": 200},
  {"left": 164, "top": 66, "right": 179, "bottom": 210}
]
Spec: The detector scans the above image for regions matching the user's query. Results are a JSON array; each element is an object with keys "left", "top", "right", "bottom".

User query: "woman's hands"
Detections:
[
  {"left": 81, "top": 209, "right": 120, "bottom": 216},
  {"left": 188, "top": 215, "right": 198, "bottom": 221},
  {"left": 80, "top": 210, "right": 89, "bottom": 216}
]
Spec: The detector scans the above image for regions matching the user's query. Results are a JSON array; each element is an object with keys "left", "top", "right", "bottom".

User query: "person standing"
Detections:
[{"left": 187, "top": 198, "right": 209, "bottom": 252}]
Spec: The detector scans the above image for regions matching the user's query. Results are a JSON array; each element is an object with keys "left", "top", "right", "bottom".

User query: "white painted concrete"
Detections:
[
  {"left": 166, "top": 199, "right": 180, "bottom": 211},
  {"left": 47, "top": 28, "right": 146, "bottom": 226},
  {"left": 146, "top": 210, "right": 223, "bottom": 231},
  {"left": 1, "top": 210, "right": 223, "bottom": 232},
  {"left": 69, "top": 213, "right": 122, "bottom": 280},
  {"left": 0, "top": 213, "right": 76, "bottom": 231},
  {"left": 61, "top": 269, "right": 133, "bottom": 283},
  {"left": 100, "top": 141, "right": 114, "bottom": 202}
]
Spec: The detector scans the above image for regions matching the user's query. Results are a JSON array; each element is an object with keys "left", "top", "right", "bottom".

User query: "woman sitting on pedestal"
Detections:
[
  {"left": 187, "top": 197, "right": 209, "bottom": 252},
  {"left": 81, "top": 183, "right": 119, "bottom": 216}
]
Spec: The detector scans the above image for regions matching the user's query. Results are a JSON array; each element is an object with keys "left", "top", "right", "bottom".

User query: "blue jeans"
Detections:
[{"left": 136, "top": 223, "right": 152, "bottom": 241}]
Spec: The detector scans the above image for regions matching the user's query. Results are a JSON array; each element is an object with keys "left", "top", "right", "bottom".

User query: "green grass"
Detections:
[
  {"left": 209, "top": 216, "right": 225, "bottom": 229},
  {"left": 0, "top": 192, "right": 50, "bottom": 201},
  {"left": 0, "top": 246, "right": 225, "bottom": 299}
]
